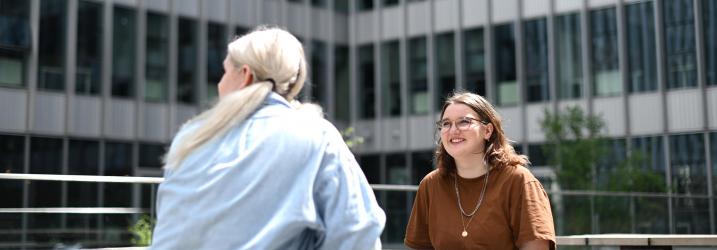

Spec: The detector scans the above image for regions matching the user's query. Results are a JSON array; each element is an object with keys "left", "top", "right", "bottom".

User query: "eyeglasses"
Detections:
[{"left": 436, "top": 117, "right": 488, "bottom": 132}]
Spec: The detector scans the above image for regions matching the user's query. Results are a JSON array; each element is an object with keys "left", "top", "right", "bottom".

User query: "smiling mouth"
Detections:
[{"left": 450, "top": 138, "right": 465, "bottom": 143}]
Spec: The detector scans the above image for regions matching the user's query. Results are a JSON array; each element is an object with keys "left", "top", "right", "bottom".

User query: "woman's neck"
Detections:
[{"left": 454, "top": 154, "right": 488, "bottom": 179}]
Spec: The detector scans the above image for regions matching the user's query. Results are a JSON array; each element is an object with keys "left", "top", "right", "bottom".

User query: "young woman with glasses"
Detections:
[{"left": 404, "top": 92, "right": 555, "bottom": 249}]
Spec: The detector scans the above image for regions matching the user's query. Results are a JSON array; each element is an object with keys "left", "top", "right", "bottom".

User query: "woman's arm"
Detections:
[{"left": 519, "top": 239, "right": 550, "bottom": 250}]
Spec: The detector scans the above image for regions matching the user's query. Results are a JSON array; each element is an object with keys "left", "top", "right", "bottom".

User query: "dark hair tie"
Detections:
[{"left": 266, "top": 78, "right": 276, "bottom": 91}]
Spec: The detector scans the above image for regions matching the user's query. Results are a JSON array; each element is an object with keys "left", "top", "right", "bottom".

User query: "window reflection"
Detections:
[
  {"left": 207, "top": 22, "right": 225, "bottom": 101},
  {"left": 0, "top": 135, "right": 24, "bottom": 208},
  {"left": 669, "top": 134, "right": 706, "bottom": 195},
  {"left": 311, "top": 40, "right": 327, "bottom": 107},
  {"left": 663, "top": 0, "right": 696, "bottom": 89},
  {"left": 358, "top": 44, "right": 375, "bottom": 119},
  {"left": 334, "top": 45, "right": 350, "bottom": 122},
  {"left": 139, "top": 143, "right": 165, "bottom": 169},
  {"left": 76, "top": 0, "right": 102, "bottom": 95},
  {"left": 435, "top": 32, "right": 455, "bottom": 110},
  {"left": 524, "top": 19, "right": 549, "bottom": 102},
  {"left": 146, "top": 12, "right": 168, "bottom": 102},
  {"left": 631, "top": 136, "right": 667, "bottom": 192},
  {"left": 591, "top": 8, "right": 621, "bottom": 96},
  {"left": 464, "top": 28, "right": 485, "bottom": 97},
  {"left": 626, "top": 2, "right": 657, "bottom": 93},
  {"left": 112, "top": 6, "right": 136, "bottom": 97},
  {"left": 556, "top": 13, "right": 583, "bottom": 99},
  {"left": 68, "top": 140, "right": 99, "bottom": 207},
  {"left": 703, "top": 0, "right": 717, "bottom": 85},
  {"left": 494, "top": 24, "right": 517, "bottom": 105},
  {"left": 178, "top": 17, "right": 197, "bottom": 104},
  {"left": 381, "top": 40, "right": 400, "bottom": 117},
  {"left": 38, "top": 0, "right": 67, "bottom": 91},
  {"left": 29, "top": 137, "right": 63, "bottom": 207},
  {"left": 409, "top": 37, "right": 428, "bottom": 115},
  {"left": 0, "top": 0, "right": 30, "bottom": 87},
  {"left": 105, "top": 142, "right": 133, "bottom": 207}
]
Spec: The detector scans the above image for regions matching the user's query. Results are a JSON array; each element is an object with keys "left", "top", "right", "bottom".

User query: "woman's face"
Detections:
[
  {"left": 439, "top": 103, "right": 493, "bottom": 159},
  {"left": 217, "top": 57, "right": 250, "bottom": 98}
]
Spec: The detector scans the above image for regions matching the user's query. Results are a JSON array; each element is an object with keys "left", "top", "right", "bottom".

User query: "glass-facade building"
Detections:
[{"left": 1, "top": 0, "right": 717, "bottom": 248}]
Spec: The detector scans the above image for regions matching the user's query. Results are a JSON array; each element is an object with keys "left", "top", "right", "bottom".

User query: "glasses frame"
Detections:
[{"left": 436, "top": 117, "right": 488, "bottom": 132}]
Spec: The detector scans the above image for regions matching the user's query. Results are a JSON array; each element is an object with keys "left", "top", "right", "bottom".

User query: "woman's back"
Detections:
[{"left": 152, "top": 93, "right": 384, "bottom": 249}]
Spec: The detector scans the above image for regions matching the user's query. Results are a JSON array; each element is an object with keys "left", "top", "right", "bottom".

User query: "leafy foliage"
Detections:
[
  {"left": 540, "top": 106, "right": 666, "bottom": 192},
  {"left": 128, "top": 215, "right": 154, "bottom": 246}
]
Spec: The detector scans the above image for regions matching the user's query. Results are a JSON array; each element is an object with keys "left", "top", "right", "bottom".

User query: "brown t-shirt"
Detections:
[{"left": 404, "top": 165, "right": 556, "bottom": 250}]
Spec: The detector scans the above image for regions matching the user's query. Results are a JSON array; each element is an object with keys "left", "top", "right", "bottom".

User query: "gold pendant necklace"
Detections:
[
  {"left": 455, "top": 165, "right": 490, "bottom": 238},
  {"left": 459, "top": 210, "right": 476, "bottom": 237}
]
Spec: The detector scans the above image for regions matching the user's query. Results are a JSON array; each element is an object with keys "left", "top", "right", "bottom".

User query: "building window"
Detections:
[
  {"left": 139, "top": 143, "right": 165, "bottom": 169},
  {"left": 464, "top": 28, "right": 486, "bottom": 97},
  {"left": 383, "top": 0, "right": 399, "bottom": 7},
  {"left": 409, "top": 37, "right": 428, "bottom": 115},
  {"left": 704, "top": 0, "right": 717, "bottom": 86},
  {"left": 358, "top": 44, "right": 375, "bottom": 119},
  {"left": 669, "top": 133, "right": 706, "bottom": 195},
  {"left": 385, "top": 153, "right": 407, "bottom": 244},
  {"left": 663, "top": 0, "right": 696, "bottom": 89},
  {"left": 591, "top": 7, "right": 621, "bottom": 97},
  {"left": 631, "top": 136, "right": 667, "bottom": 192},
  {"left": 146, "top": 12, "right": 168, "bottom": 102},
  {"left": 556, "top": 13, "right": 583, "bottom": 99},
  {"left": 105, "top": 142, "right": 132, "bottom": 207},
  {"left": 596, "top": 139, "right": 626, "bottom": 190},
  {"left": 334, "top": 0, "right": 349, "bottom": 13},
  {"left": 0, "top": 0, "right": 31, "bottom": 88},
  {"left": 358, "top": 154, "right": 380, "bottom": 184},
  {"left": 435, "top": 32, "right": 455, "bottom": 110},
  {"left": 76, "top": 0, "right": 102, "bottom": 95},
  {"left": 311, "top": 40, "right": 327, "bottom": 107},
  {"left": 358, "top": 0, "right": 373, "bottom": 11},
  {"left": 235, "top": 26, "right": 248, "bottom": 37},
  {"left": 29, "top": 137, "right": 63, "bottom": 207},
  {"left": 38, "top": 0, "right": 67, "bottom": 91},
  {"left": 411, "top": 151, "right": 433, "bottom": 185},
  {"left": 710, "top": 132, "right": 717, "bottom": 195},
  {"left": 527, "top": 143, "right": 549, "bottom": 167},
  {"left": 112, "top": 6, "right": 136, "bottom": 97},
  {"left": 178, "top": 17, "right": 198, "bottom": 104},
  {"left": 494, "top": 24, "right": 518, "bottom": 106},
  {"left": 207, "top": 22, "right": 226, "bottom": 101},
  {"left": 310, "top": 0, "right": 326, "bottom": 8},
  {"left": 0, "top": 135, "right": 24, "bottom": 208},
  {"left": 68, "top": 139, "right": 99, "bottom": 207},
  {"left": 524, "top": 18, "right": 549, "bottom": 102},
  {"left": 334, "top": 45, "right": 350, "bottom": 122},
  {"left": 626, "top": 2, "right": 657, "bottom": 93},
  {"left": 381, "top": 40, "right": 401, "bottom": 117}
]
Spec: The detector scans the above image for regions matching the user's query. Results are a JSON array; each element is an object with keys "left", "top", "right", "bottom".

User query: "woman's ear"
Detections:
[
  {"left": 238, "top": 64, "right": 254, "bottom": 89},
  {"left": 484, "top": 123, "right": 494, "bottom": 141}
]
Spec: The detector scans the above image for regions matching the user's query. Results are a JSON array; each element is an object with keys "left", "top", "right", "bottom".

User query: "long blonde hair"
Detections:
[
  {"left": 165, "top": 26, "right": 308, "bottom": 169},
  {"left": 435, "top": 92, "right": 529, "bottom": 176}
]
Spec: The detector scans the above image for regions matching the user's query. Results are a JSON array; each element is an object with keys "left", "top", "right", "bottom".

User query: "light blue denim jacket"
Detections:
[{"left": 151, "top": 93, "right": 385, "bottom": 250}]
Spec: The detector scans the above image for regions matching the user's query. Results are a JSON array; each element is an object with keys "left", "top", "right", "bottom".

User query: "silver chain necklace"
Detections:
[{"left": 454, "top": 165, "right": 490, "bottom": 237}]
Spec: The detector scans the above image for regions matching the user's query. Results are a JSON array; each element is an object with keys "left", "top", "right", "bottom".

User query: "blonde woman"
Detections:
[
  {"left": 404, "top": 92, "right": 555, "bottom": 249},
  {"left": 151, "top": 27, "right": 385, "bottom": 249}
]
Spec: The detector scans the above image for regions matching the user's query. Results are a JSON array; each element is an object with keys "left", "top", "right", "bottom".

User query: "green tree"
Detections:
[
  {"left": 540, "top": 106, "right": 666, "bottom": 234},
  {"left": 128, "top": 214, "right": 154, "bottom": 246}
]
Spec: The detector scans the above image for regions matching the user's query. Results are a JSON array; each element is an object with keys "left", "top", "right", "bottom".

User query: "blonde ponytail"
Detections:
[{"left": 165, "top": 82, "right": 273, "bottom": 169}]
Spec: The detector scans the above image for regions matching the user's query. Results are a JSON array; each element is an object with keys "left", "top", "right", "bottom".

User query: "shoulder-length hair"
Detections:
[{"left": 435, "top": 92, "right": 529, "bottom": 176}]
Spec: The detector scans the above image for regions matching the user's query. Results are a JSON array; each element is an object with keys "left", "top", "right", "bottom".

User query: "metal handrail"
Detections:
[{"left": 1, "top": 173, "right": 712, "bottom": 198}]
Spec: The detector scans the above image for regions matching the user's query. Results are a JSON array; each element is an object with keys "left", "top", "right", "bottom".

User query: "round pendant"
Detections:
[{"left": 461, "top": 230, "right": 468, "bottom": 237}]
